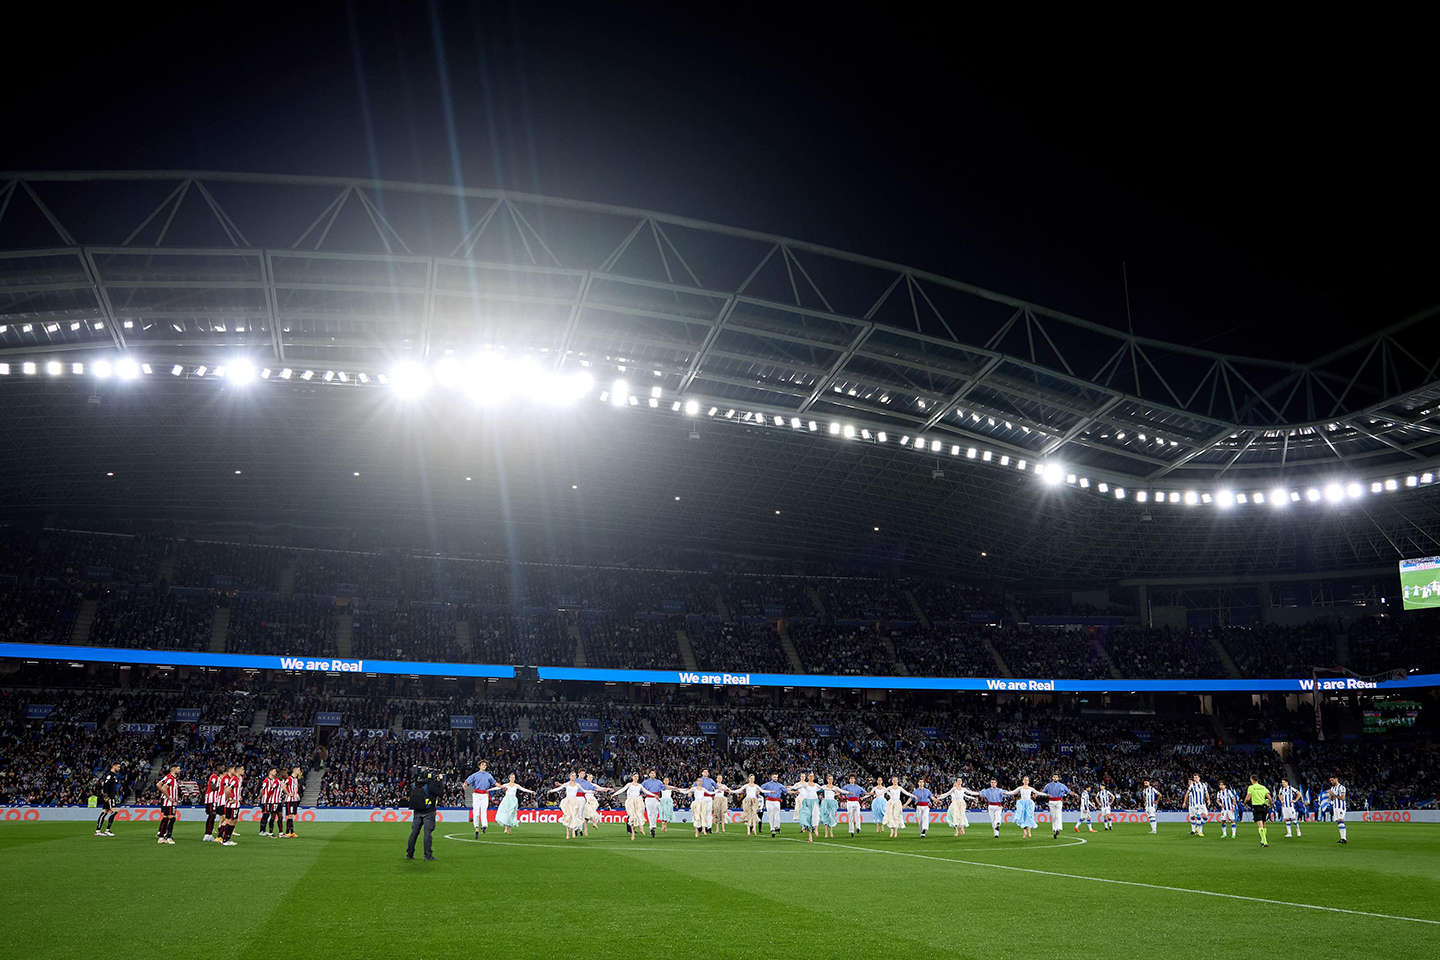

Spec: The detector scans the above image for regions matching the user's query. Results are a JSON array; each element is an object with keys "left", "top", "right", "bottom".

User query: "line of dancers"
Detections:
[{"left": 477, "top": 764, "right": 1083, "bottom": 842}]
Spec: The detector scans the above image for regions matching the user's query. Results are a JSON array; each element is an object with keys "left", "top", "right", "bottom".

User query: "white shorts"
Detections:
[
  {"left": 1220, "top": 807, "right": 1236, "bottom": 822},
  {"left": 1145, "top": 806, "right": 1157, "bottom": 820},
  {"left": 987, "top": 805, "right": 1004, "bottom": 826},
  {"left": 1189, "top": 804, "right": 1208, "bottom": 820},
  {"left": 1100, "top": 806, "right": 1112, "bottom": 821},
  {"left": 1280, "top": 805, "right": 1297, "bottom": 820}
]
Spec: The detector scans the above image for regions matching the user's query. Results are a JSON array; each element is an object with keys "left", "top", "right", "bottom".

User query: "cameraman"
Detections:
[{"left": 405, "top": 766, "right": 443, "bottom": 861}]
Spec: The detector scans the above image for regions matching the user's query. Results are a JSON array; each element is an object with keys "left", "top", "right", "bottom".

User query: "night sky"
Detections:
[{"left": 7, "top": 3, "right": 1433, "bottom": 358}]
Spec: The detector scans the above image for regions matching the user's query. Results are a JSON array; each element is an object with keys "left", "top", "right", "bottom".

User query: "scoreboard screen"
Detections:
[{"left": 1398, "top": 556, "right": 1440, "bottom": 611}]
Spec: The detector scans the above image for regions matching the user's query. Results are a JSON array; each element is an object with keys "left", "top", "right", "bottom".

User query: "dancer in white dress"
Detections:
[
  {"left": 494, "top": 775, "right": 534, "bottom": 834},
  {"left": 606, "top": 774, "right": 650, "bottom": 841},
  {"left": 934, "top": 778, "right": 980, "bottom": 837},
  {"left": 547, "top": 772, "right": 584, "bottom": 839},
  {"left": 738, "top": 775, "right": 763, "bottom": 836},
  {"left": 882, "top": 776, "right": 915, "bottom": 838},
  {"left": 712, "top": 774, "right": 732, "bottom": 833},
  {"left": 577, "top": 770, "right": 603, "bottom": 835}
]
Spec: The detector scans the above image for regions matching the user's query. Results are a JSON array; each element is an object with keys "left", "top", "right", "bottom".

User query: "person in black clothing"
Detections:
[
  {"left": 405, "top": 768, "right": 443, "bottom": 861},
  {"left": 94, "top": 763, "right": 123, "bottom": 837}
]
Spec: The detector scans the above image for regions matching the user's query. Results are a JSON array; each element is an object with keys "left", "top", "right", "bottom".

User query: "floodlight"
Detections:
[
  {"left": 1114, "top": 487, "right": 1125, "bottom": 499},
  {"left": 876, "top": 432, "right": 887, "bottom": 443},
  {"left": 72, "top": 363, "right": 84, "bottom": 374},
  {"left": 227, "top": 358, "right": 256, "bottom": 385},
  {"left": 1136, "top": 490, "right": 1148, "bottom": 503},
  {"left": 982, "top": 450, "right": 992, "bottom": 462},
  {"left": 647, "top": 397, "right": 658, "bottom": 408},
  {"left": 1370, "top": 481, "right": 1383, "bottom": 494},
  {"left": 171, "top": 364, "right": 183, "bottom": 376},
  {"left": 1385, "top": 478, "right": 1398, "bottom": 491},
  {"left": 1346, "top": 482, "right": 1363, "bottom": 499},
  {"left": 45, "top": 360, "right": 61, "bottom": 376},
  {"left": 1184, "top": 490, "right": 1199, "bottom": 506},
  {"left": 195, "top": 365, "right": 209, "bottom": 377},
  {"left": 390, "top": 361, "right": 429, "bottom": 399},
  {"left": 966, "top": 447, "right": 977, "bottom": 459},
  {"left": 322, "top": 370, "right": 335, "bottom": 382},
  {"left": 1424, "top": 473, "right": 1435, "bottom": 485},
  {"left": 1305, "top": 488, "right": 1322, "bottom": 502},
  {"left": 930, "top": 439, "right": 941, "bottom": 452},
  {"left": 1323, "top": 483, "right": 1343, "bottom": 503},
  {"left": 1016, "top": 459, "right": 1027, "bottom": 471},
  {"left": 610, "top": 379, "right": 629, "bottom": 407},
  {"left": 843, "top": 424, "right": 856, "bottom": 439},
  {"left": 301, "top": 369, "right": 314, "bottom": 381},
  {"left": 433, "top": 356, "right": 463, "bottom": 388},
  {"left": 999, "top": 455, "right": 1010, "bottom": 466},
  {"left": 1098, "top": 482, "right": 1109, "bottom": 493},
  {"left": 807, "top": 420, "right": 817, "bottom": 432},
  {"left": 1079, "top": 477, "right": 1090, "bottom": 489},
  {"left": 790, "top": 417, "right": 801, "bottom": 428},
  {"left": 828, "top": 422, "right": 841, "bottom": 435},
  {"left": 92, "top": 359, "right": 113, "bottom": 379},
  {"left": 1169, "top": 492, "right": 1182, "bottom": 504},
  {"left": 684, "top": 399, "right": 700, "bottom": 416},
  {"left": 1040, "top": 462, "right": 1064, "bottom": 485},
  {"left": 1289, "top": 490, "right": 1301, "bottom": 502},
  {"left": 1406, "top": 475, "right": 1419, "bottom": 487},
  {"left": 1267, "top": 487, "right": 1285, "bottom": 506},
  {"left": 950, "top": 444, "right": 960, "bottom": 456}
]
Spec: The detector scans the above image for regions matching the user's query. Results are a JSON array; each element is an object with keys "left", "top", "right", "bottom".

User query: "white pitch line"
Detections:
[{"left": 785, "top": 838, "right": 1440, "bottom": 926}]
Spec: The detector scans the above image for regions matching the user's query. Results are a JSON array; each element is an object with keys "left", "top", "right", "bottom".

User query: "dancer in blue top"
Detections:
[
  {"left": 1041, "top": 774, "right": 1070, "bottom": 838},
  {"left": 979, "top": 779, "right": 1007, "bottom": 838},
  {"left": 759, "top": 775, "right": 788, "bottom": 837},
  {"left": 912, "top": 779, "right": 935, "bottom": 837},
  {"left": 465, "top": 762, "right": 497, "bottom": 839},
  {"left": 841, "top": 776, "right": 867, "bottom": 837},
  {"left": 640, "top": 771, "right": 665, "bottom": 838}
]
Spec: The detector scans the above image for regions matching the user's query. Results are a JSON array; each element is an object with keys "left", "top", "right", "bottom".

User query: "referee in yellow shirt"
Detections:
[{"left": 1245, "top": 776, "right": 1271, "bottom": 848}]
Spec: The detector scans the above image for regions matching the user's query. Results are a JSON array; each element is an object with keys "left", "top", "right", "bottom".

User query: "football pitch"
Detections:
[{"left": 3, "top": 821, "right": 1438, "bottom": 959}]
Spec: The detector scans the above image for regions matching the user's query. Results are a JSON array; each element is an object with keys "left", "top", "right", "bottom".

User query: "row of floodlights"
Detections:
[{"left": 6, "top": 355, "right": 1438, "bottom": 507}]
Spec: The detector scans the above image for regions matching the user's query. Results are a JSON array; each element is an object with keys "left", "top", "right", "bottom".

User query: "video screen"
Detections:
[{"left": 1398, "top": 556, "right": 1440, "bottom": 610}]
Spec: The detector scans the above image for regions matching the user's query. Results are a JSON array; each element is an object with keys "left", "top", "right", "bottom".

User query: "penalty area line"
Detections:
[{"left": 786, "top": 839, "right": 1440, "bottom": 926}]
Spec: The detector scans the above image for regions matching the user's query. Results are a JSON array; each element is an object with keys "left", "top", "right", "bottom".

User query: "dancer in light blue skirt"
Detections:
[
  {"left": 870, "top": 777, "right": 887, "bottom": 833},
  {"left": 494, "top": 774, "right": 534, "bottom": 834}
]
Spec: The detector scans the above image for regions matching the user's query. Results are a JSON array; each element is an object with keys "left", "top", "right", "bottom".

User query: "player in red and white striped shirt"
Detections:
[
  {"left": 203, "top": 767, "right": 224, "bottom": 842},
  {"left": 217, "top": 765, "right": 243, "bottom": 846},
  {"left": 156, "top": 765, "right": 180, "bottom": 845},
  {"left": 258, "top": 768, "right": 282, "bottom": 838},
  {"left": 282, "top": 766, "right": 302, "bottom": 838}
]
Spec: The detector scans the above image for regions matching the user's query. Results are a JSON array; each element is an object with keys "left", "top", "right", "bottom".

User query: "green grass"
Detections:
[{"left": 4, "top": 820, "right": 1438, "bottom": 959}]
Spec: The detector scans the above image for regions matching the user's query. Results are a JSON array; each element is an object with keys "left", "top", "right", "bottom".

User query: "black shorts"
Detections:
[
  {"left": 161, "top": 804, "right": 175, "bottom": 817},
  {"left": 1251, "top": 804, "right": 1268, "bottom": 822},
  {"left": 225, "top": 806, "right": 239, "bottom": 819},
  {"left": 286, "top": 801, "right": 299, "bottom": 816},
  {"left": 205, "top": 802, "right": 215, "bottom": 816},
  {"left": 101, "top": 800, "right": 115, "bottom": 812}
]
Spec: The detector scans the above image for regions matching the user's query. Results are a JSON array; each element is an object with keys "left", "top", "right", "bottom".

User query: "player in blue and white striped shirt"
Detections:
[
  {"left": 1097, "top": 786, "right": 1116, "bottom": 831},
  {"left": 1215, "top": 781, "right": 1239, "bottom": 839},
  {"left": 1328, "top": 778, "right": 1348, "bottom": 845},
  {"left": 1186, "top": 774, "right": 1210, "bottom": 837},
  {"left": 1141, "top": 780, "right": 1162, "bottom": 834},
  {"left": 1075, "top": 787, "right": 1095, "bottom": 833},
  {"left": 1276, "top": 780, "right": 1303, "bottom": 838}
]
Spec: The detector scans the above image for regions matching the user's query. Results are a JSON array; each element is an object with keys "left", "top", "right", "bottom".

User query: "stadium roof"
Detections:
[{"left": 2, "top": 170, "right": 1439, "bottom": 580}]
